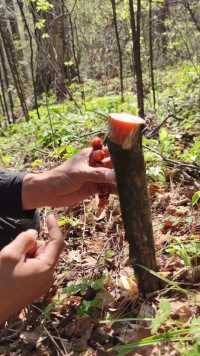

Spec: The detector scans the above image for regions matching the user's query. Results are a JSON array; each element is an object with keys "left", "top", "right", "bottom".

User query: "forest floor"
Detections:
[
  {"left": 0, "top": 69, "right": 200, "bottom": 355},
  {"left": 1, "top": 171, "right": 200, "bottom": 356}
]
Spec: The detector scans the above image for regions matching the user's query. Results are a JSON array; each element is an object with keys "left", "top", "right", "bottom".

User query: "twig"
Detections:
[
  {"left": 81, "top": 201, "right": 87, "bottom": 252},
  {"left": 143, "top": 144, "right": 200, "bottom": 173},
  {"left": 67, "top": 129, "right": 106, "bottom": 144},
  {"left": 85, "top": 109, "right": 108, "bottom": 120},
  {"left": 33, "top": 148, "right": 49, "bottom": 155},
  {"left": 0, "top": 325, "right": 24, "bottom": 342},
  {"left": 143, "top": 113, "right": 175, "bottom": 138},
  {"left": 182, "top": 171, "right": 200, "bottom": 189},
  {"left": 91, "top": 236, "right": 113, "bottom": 278},
  {"left": 43, "top": 325, "right": 66, "bottom": 356}
]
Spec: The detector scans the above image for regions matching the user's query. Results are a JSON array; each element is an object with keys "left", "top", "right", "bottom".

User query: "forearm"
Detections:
[
  {"left": 22, "top": 172, "right": 50, "bottom": 209},
  {"left": 22, "top": 170, "right": 65, "bottom": 209}
]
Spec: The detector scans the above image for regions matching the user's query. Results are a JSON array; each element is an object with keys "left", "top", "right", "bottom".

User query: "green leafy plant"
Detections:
[
  {"left": 151, "top": 299, "right": 171, "bottom": 334},
  {"left": 77, "top": 298, "right": 100, "bottom": 316},
  {"left": 62, "top": 278, "right": 104, "bottom": 297},
  {"left": 166, "top": 238, "right": 200, "bottom": 267},
  {"left": 192, "top": 191, "right": 200, "bottom": 206},
  {"left": 111, "top": 323, "right": 200, "bottom": 356}
]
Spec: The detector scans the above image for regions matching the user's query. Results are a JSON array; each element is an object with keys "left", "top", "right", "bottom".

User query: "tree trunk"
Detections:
[
  {"left": 149, "top": 0, "right": 156, "bottom": 110},
  {"left": 0, "top": 40, "right": 15, "bottom": 122},
  {"left": 65, "top": 4, "right": 85, "bottom": 103},
  {"left": 47, "top": 1, "right": 66, "bottom": 100},
  {"left": 107, "top": 114, "right": 161, "bottom": 295},
  {"left": 16, "top": 0, "right": 41, "bottom": 120},
  {"left": 0, "top": 92, "right": 6, "bottom": 119},
  {"left": 0, "top": 64, "right": 11, "bottom": 124},
  {"left": 183, "top": 0, "right": 200, "bottom": 32},
  {"left": 111, "top": 0, "right": 124, "bottom": 102},
  {"left": 6, "top": 0, "right": 29, "bottom": 81},
  {"left": 129, "top": 0, "right": 145, "bottom": 118},
  {"left": 0, "top": 21, "right": 29, "bottom": 121},
  {"left": 12, "top": 0, "right": 32, "bottom": 81},
  {"left": 156, "top": 0, "right": 169, "bottom": 58},
  {"left": 30, "top": 0, "right": 69, "bottom": 101}
]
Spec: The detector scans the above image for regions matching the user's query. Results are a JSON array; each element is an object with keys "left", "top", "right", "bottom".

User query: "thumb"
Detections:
[
  {"left": 1, "top": 229, "right": 38, "bottom": 263},
  {"left": 41, "top": 214, "right": 64, "bottom": 268},
  {"left": 86, "top": 167, "right": 116, "bottom": 185}
]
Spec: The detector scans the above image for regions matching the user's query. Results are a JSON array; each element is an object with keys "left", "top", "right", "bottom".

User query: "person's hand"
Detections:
[
  {"left": 22, "top": 148, "right": 116, "bottom": 209},
  {"left": 0, "top": 215, "right": 64, "bottom": 324}
]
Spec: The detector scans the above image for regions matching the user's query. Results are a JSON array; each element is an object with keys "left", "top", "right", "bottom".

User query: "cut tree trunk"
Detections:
[{"left": 107, "top": 113, "right": 161, "bottom": 295}]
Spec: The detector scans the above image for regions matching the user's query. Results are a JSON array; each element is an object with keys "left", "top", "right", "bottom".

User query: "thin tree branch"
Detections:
[
  {"left": 111, "top": 0, "right": 124, "bottom": 102},
  {"left": 16, "top": 0, "right": 41, "bottom": 120},
  {"left": 143, "top": 144, "right": 200, "bottom": 173}
]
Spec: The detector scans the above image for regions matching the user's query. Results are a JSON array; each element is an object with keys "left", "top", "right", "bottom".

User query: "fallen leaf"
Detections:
[
  {"left": 20, "top": 328, "right": 43, "bottom": 345},
  {"left": 171, "top": 301, "right": 192, "bottom": 321},
  {"left": 117, "top": 274, "right": 139, "bottom": 299},
  {"left": 67, "top": 250, "right": 82, "bottom": 263}
]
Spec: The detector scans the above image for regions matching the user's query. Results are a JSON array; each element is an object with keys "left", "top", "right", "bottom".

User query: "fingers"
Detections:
[
  {"left": 34, "top": 240, "right": 46, "bottom": 256},
  {"left": 102, "top": 157, "right": 113, "bottom": 169},
  {"left": 42, "top": 214, "right": 64, "bottom": 268},
  {"left": 1, "top": 229, "right": 38, "bottom": 263},
  {"left": 62, "top": 183, "right": 98, "bottom": 206},
  {"left": 86, "top": 166, "right": 116, "bottom": 185},
  {"left": 80, "top": 147, "right": 114, "bottom": 179},
  {"left": 77, "top": 147, "right": 92, "bottom": 162}
]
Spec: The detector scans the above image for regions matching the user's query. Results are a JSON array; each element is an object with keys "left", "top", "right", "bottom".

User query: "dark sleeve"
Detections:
[{"left": 0, "top": 171, "right": 33, "bottom": 216}]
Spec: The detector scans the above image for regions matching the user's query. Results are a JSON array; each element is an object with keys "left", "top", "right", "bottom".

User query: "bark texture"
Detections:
[
  {"left": 129, "top": 0, "right": 144, "bottom": 118},
  {"left": 108, "top": 131, "right": 161, "bottom": 295}
]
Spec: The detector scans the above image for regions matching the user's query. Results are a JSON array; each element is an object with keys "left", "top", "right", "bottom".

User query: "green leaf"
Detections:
[
  {"left": 77, "top": 298, "right": 100, "bottom": 316},
  {"left": 58, "top": 216, "right": 79, "bottom": 227},
  {"left": 41, "top": 33, "right": 49, "bottom": 39},
  {"left": 64, "top": 60, "right": 74, "bottom": 67},
  {"left": 192, "top": 191, "right": 200, "bottom": 206},
  {"left": 43, "top": 303, "right": 54, "bottom": 318},
  {"left": 62, "top": 278, "right": 104, "bottom": 296},
  {"left": 151, "top": 299, "right": 171, "bottom": 334},
  {"left": 35, "top": 0, "right": 53, "bottom": 12},
  {"left": 159, "top": 128, "right": 168, "bottom": 142},
  {"left": 111, "top": 324, "right": 200, "bottom": 355},
  {"left": 35, "top": 19, "right": 46, "bottom": 30}
]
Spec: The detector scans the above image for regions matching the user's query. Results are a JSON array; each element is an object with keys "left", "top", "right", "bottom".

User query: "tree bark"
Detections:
[
  {"left": 0, "top": 64, "right": 11, "bottom": 124},
  {"left": 129, "top": 0, "right": 145, "bottom": 118},
  {"left": 65, "top": 3, "right": 85, "bottom": 103},
  {"left": 16, "top": 0, "right": 41, "bottom": 120},
  {"left": 0, "top": 92, "right": 6, "bottom": 119},
  {"left": 12, "top": 0, "right": 32, "bottom": 81},
  {"left": 155, "top": 0, "right": 169, "bottom": 58},
  {"left": 108, "top": 116, "right": 161, "bottom": 295},
  {"left": 183, "top": 0, "right": 200, "bottom": 33},
  {"left": 30, "top": 0, "right": 69, "bottom": 101},
  {"left": 0, "top": 22, "right": 29, "bottom": 121},
  {"left": 149, "top": 0, "right": 156, "bottom": 110},
  {"left": 0, "top": 40, "right": 15, "bottom": 122},
  {"left": 6, "top": 0, "right": 29, "bottom": 81},
  {"left": 111, "top": 0, "right": 124, "bottom": 102}
]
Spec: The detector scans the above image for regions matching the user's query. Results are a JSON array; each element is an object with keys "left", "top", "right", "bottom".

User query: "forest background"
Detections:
[{"left": 0, "top": 0, "right": 200, "bottom": 355}]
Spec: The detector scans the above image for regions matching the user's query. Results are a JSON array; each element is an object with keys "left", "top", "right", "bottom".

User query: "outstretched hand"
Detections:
[
  {"left": 22, "top": 148, "right": 115, "bottom": 209},
  {"left": 49, "top": 147, "right": 115, "bottom": 206},
  {"left": 0, "top": 215, "right": 64, "bottom": 324}
]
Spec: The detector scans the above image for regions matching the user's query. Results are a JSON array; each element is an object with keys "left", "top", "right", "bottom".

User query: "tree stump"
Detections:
[{"left": 107, "top": 113, "right": 161, "bottom": 295}]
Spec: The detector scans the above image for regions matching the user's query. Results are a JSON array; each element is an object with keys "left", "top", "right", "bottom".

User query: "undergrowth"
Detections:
[{"left": 0, "top": 62, "right": 200, "bottom": 355}]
